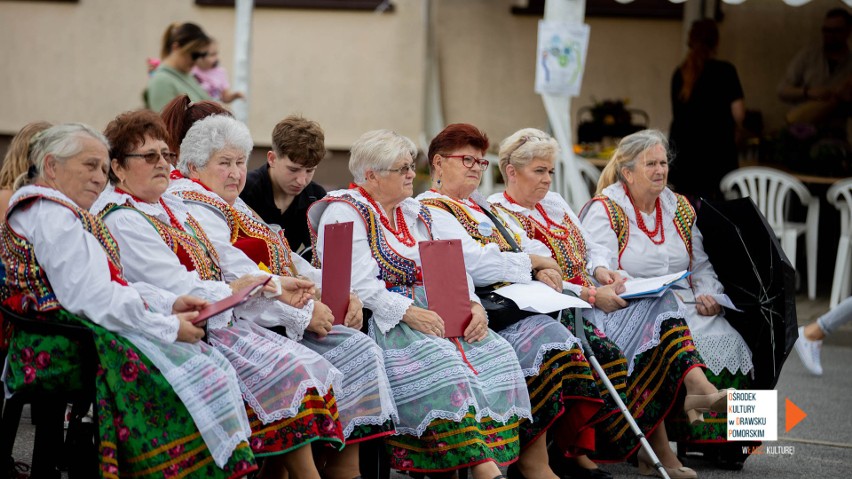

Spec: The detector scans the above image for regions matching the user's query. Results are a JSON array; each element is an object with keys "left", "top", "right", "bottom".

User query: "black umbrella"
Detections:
[{"left": 696, "top": 197, "right": 798, "bottom": 390}]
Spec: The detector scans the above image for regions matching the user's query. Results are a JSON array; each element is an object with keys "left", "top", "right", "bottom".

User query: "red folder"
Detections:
[
  {"left": 193, "top": 276, "right": 272, "bottom": 324},
  {"left": 419, "top": 240, "right": 472, "bottom": 338},
  {"left": 321, "top": 222, "right": 354, "bottom": 325}
]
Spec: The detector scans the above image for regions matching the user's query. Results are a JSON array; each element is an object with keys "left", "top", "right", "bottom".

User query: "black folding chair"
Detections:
[{"left": 0, "top": 305, "right": 99, "bottom": 479}]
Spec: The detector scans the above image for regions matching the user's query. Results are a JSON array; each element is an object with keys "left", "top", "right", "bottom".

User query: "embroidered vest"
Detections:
[
  {"left": 494, "top": 203, "right": 592, "bottom": 287},
  {"left": 1, "top": 194, "right": 127, "bottom": 312},
  {"left": 99, "top": 203, "right": 223, "bottom": 281},
  {"left": 420, "top": 197, "right": 517, "bottom": 252},
  {"left": 178, "top": 191, "right": 297, "bottom": 277},
  {"left": 586, "top": 194, "right": 696, "bottom": 268},
  {"left": 310, "top": 194, "right": 432, "bottom": 298}
]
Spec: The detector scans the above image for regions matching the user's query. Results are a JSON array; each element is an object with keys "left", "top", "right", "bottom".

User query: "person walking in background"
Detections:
[
  {"left": 796, "top": 295, "right": 852, "bottom": 376},
  {"left": 191, "top": 38, "right": 245, "bottom": 104},
  {"left": 241, "top": 115, "right": 328, "bottom": 260},
  {"left": 146, "top": 22, "right": 212, "bottom": 112},
  {"left": 668, "top": 19, "right": 745, "bottom": 203}
]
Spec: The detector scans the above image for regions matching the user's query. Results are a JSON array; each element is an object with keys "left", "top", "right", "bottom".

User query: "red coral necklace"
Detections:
[
  {"left": 623, "top": 183, "right": 664, "bottom": 245},
  {"left": 503, "top": 191, "right": 571, "bottom": 240},
  {"left": 358, "top": 186, "right": 416, "bottom": 246}
]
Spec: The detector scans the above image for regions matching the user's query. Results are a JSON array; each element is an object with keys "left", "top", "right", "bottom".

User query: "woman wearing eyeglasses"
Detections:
[
  {"left": 146, "top": 22, "right": 212, "bottom": 112},
  {"left": 92, "top": 110, "right": 347, "bottom": 479},
  {"left": 308, "top": 129, "right": 531, "bottom": 479},
  {"left": 416, "top": 123, "right": 625, "bottom": 479},
  {"left": 488, "top": 128, "right": 728, "bottom": 479}
]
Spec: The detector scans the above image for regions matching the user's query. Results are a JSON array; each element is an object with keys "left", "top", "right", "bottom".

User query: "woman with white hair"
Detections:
[
  {"left": 1, "top": 122, "right": 257, "bottom": 478},
  {"left": 307, "top": 129, "right": 532, "bottom": 479},
  {"left": 490, "top": 128, "right": 731, "bottom": 479},
  {"left": 168, "top": 114, "right": 398, "bottom": 479},
  {"left": 581, "top": 129, "right": 755, "bottom": 470},
  {"left": 90, "top": 110, "right": 345, "bottom": 479}
]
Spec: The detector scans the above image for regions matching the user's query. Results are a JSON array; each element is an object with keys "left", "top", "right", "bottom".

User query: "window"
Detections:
[{"left": 196, "top": 0, "right": 393, "bottom": 12}]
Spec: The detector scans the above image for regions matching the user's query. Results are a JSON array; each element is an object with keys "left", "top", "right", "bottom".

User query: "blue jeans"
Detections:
[{"left": 817, "top": 296, "right": 852, "bottom": 335}]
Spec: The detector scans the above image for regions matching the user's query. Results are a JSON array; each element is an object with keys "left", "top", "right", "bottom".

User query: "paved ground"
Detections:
[{"left": 7, "top": 293, "right": 852, "bottom": 478}]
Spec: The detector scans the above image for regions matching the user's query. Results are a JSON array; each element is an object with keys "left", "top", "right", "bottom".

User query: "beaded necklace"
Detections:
[
  {"left": 503, "top": 192, "right": 572, "bottom": 240},
  {"left": 496, "top": 198, "right": 592, "bottom": 287},
  {"left": 357, "top": 186, "right": 416, "bottom": 247},
  {"left": 622, "top": 183, "right": 664, "bottom": 245}
]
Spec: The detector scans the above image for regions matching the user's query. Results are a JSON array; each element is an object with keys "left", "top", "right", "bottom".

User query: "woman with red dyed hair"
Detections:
[
  {"left": 160, "top": 93, "right": 232, "bottom": 160},
  {"left": 418, "top": 123, "right": 626, "bottom": 479}
]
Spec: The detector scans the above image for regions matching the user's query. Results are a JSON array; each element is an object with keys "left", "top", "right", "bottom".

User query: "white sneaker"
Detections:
[{"left": 795, "top": 326, "right": 823, "bottom": 376}]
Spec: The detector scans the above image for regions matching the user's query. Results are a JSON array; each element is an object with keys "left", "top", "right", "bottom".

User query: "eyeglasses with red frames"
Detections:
[{"left": 443, "top": 155, "right": 489, "bottom": 170}]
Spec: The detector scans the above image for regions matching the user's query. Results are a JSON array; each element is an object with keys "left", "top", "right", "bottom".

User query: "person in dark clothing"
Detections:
[
  {"left": 669, "top": 19, "right": 745, "bottom": 203},
  {"left": 240, "top": 115, "right": 327, "bottom": 259}
]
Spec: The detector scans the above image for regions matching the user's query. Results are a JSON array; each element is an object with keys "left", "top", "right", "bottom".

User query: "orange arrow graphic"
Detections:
[{"left": 785, "top": 398, "right": 807, "bottom": 432}]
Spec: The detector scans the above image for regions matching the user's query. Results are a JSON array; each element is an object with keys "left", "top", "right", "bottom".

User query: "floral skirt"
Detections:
[
  {"left": 301, "top": 325, "right": 397, "bottom": 443},
  {"left": 597, "top": 318, "right": 706, "bottom": 462},
  {"left": 2, "top": 308, "right": 257, "bottom": 479},
  {"left": 385, "top": 409, "right": 520, "bottom": 473},
  {"left": 496, "top": 314, "right": 603, "bottom": 454},
  {"left": 245, "top": 388, "right": 344, "bottom": 456}
]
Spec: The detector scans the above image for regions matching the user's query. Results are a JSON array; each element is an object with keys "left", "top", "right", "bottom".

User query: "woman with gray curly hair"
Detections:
[
  {"left": 91, "top": 109, "right": 346, "bottom": 479},
  {"left": 308, "top": 129, "right": 532, "bottom": 479},
  {"left": 169, "top": 114, "right": 399, "bottom": 479}
]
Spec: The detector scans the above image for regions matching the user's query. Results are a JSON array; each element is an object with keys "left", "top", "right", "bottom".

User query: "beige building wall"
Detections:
[
  {"left": 0, "top": 0, "right": 843, "bottom": 154},
  {"left": 0, "top": 0, "right": 425, "bottom": 149}
]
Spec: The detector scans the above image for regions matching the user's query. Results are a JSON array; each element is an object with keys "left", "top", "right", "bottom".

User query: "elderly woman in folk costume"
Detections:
[
  {"left": 1, "top": 123, "right": 257, "bottom": 478},
  {"left": 90, "top": 110, "right": 345, "bottom": 479},
  {"left": 416, "top": 123, "right": 632, "bottom": 479},
  {"left": 580, "top": 129, "right": 755, "bottom": 470},
  {"left": 167, "top": 114, "right": 398, "bottom": 479},
  {"left": 307, "top": 129, "right": 532, "bottom": 479},
  {"left": 489, "top": 128, "right": 730, "bottom": 479}
]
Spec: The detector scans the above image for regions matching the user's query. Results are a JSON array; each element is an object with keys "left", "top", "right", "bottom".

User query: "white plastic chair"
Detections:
[
  {"left": 478, "top": 152, "right": 499, "bottom": 198},
  {"left": 575, "top": 156, "right": 602, "bottom": 199},
  {"left": 720, "top": 166, "right": 820, "bottom": 300},
  {"left": 827, "top": 178, "right": 852, "bottom": 308}
]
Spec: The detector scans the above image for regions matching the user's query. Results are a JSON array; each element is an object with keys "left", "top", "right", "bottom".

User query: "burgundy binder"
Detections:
[
  {"left": 419, "top": 239, "right": 472, "bottom": 338},
  {"left": 322, "top": 222, "right": 354, "bottom": 325},
  {"left": 194, "top": 276, "right": 271, "bottom": 324}
]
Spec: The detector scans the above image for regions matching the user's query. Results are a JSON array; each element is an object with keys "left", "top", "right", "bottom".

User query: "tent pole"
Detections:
[
  {"left": 232, "top": 0, "right": 254, "bottom": 124},
  {"left": 542, "top": 0, "right": 589, "bottom": 211}
]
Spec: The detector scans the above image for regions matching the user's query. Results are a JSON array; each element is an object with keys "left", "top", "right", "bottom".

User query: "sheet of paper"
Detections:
[
  {"left": 494, "top": 281, "right": 591, "bottom": 313},
  {"left": 620, "top": 270, "right": 690, "bottom": 299},
  {"left": 711, "top": 293, "right": 743, "bottom": 312}
]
